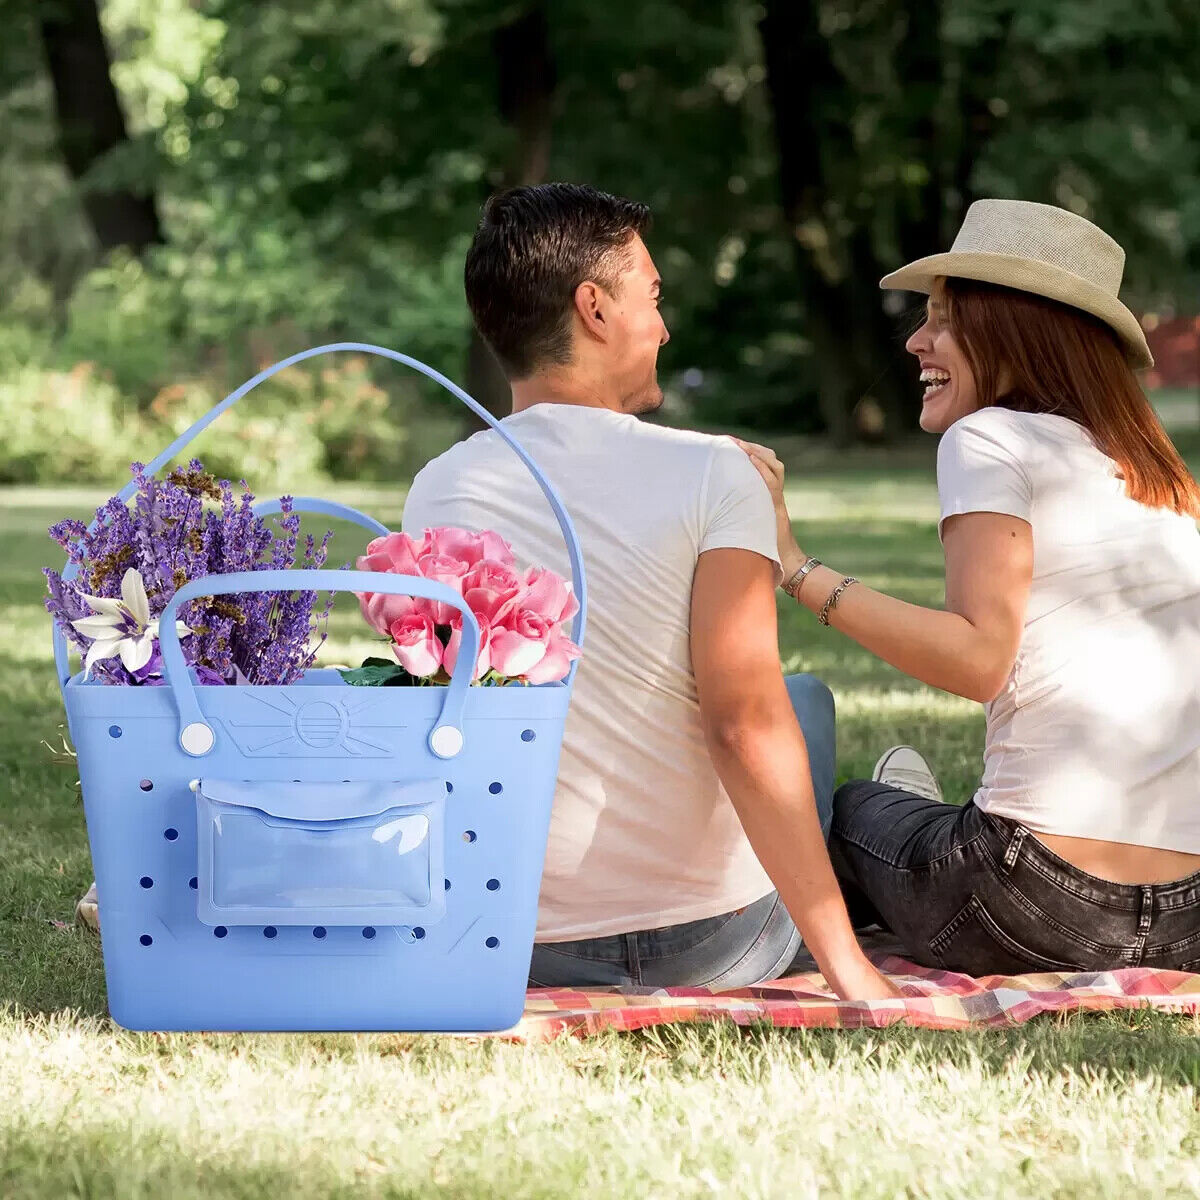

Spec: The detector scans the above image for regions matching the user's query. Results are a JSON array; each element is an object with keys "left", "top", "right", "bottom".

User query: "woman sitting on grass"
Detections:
[{"left": 741, "top": 199, "right": 1200, "bottom": 975}]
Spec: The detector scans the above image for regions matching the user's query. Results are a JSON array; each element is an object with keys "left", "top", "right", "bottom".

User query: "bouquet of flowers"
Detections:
[
  {"left": 45, "top": 460, "right": 335, "bottom": 686},
  {"left": 345, "top": 527, "right": 581, "bottom": 686}
]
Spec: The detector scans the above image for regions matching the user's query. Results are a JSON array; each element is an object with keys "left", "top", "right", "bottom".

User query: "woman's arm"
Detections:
[{"left": 739, "top": 440, "right": 1033, "bottom": 704}]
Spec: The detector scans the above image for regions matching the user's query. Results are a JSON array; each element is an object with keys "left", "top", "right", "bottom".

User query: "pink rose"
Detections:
[
  {"left": 523, "top": 625, "right": 582, "bottom": 685},
  {"left": 416, "top": 552, "right": 471, "bottom": 624},
  {"left": 443, "top": 614, "right": 492, "bottom": 681},
  {"left": 523, "top": 565, "right": 579, "bottom": 626},
  {"left": 363, "top": 531, "right": 422, "bottom": 575},
  {"left": 463, "top": 560, "right": 524, "bottom": 626},
  {"left": 426, "top": 526, "right": 516, "bottom": 570},
  {"left": 389, "top": 611, "right": 444, "bottom": 679},
  {"left": 355, "top": 532, "right": 427, "bottom": 635},
  {"left": 489, "top": 607, "right": 553, "bottom": 679}
]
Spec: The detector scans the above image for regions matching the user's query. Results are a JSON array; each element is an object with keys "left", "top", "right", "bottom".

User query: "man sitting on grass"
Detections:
[{"left": 402, "top": 183, "right": 897, "bottom": 1000}]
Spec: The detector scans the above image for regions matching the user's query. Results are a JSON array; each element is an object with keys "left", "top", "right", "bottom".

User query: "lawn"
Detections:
[{"left": 3, "top": 449, "right": 1199, "bottom": 1199}]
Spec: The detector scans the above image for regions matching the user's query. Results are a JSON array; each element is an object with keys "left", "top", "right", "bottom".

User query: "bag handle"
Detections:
[
  {"left": 129, "top": 341, "right": 586, "bottom": 643},
  {"left": 251, "top": 497, "right": 390, "bottom": 537},
  {"left": 156, "top": 569, "right": 481, "bottom": 760},
  {"left": 51, "top": 342, "right": 588, "bottom": 682}
]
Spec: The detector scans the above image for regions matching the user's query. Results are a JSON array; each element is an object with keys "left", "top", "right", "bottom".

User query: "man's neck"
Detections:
[{"left": 510, "top": 370, "right": 625, "bottom": 415}]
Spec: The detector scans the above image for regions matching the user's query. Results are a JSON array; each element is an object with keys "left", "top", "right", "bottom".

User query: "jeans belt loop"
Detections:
[
  {"left": 1002, "top": 824, "right": 1027, "bottom": 873},
  {"left": 1138, "top": 886, "right": 1154, "bottom": 936},
  {"left": 624, "top": 931, "right": 641, "bottom": 985}
]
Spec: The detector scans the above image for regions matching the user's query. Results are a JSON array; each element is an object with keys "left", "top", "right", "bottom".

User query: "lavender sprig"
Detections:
[{"left": 45, "top": 463, "right": 337, "bottom": 686}]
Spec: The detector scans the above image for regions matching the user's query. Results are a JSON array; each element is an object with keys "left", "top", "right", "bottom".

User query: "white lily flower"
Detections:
[{"left": 72, "top": 567, "right": 191, "bottom": 678}]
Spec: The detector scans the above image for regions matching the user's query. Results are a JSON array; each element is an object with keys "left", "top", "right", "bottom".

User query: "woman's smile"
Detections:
[{"left": 919, "top": 366, "right": 951, "bottom": 402}]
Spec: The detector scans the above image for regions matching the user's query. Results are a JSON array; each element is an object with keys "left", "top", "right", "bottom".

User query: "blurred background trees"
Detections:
[{"left": 2, "top": 0, "right": 1197, "bottom": 482}]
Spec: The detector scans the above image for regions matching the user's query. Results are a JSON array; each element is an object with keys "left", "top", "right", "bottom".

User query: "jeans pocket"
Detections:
[
  {"left": 643, "top": 911, "right": 741, "bottom": 959},
  {"left": 694, "top": 900, "right": 801, "bottom": 991},
  {"left": 930, "top": 895, "right": 1079, "bottom": 975}
]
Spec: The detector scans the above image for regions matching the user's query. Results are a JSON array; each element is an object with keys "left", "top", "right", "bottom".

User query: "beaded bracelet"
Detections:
[{"left": 818, "top": 576, "right": 858, "bottom": 626}]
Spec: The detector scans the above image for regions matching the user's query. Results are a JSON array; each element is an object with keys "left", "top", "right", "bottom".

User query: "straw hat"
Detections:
[{"left": 880, "top": 199, "right": 1153, "bottom": 370}]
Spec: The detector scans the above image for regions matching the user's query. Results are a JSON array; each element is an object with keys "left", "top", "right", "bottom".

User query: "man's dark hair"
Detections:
[{"left": 464, "top": 183, "right": 651, "bottom": 379}]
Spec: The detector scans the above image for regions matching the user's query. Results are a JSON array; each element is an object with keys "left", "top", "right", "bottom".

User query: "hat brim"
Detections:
[{"left": 880, "top": 251, "right": 1154, "bottom": 371}]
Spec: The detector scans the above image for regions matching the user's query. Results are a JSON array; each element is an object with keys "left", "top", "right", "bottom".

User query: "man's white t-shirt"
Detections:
[
  {"left": 938, "top": 406, "right": 1200, "bottom": 851},
  {"left": 402, "top": 404, "right": 781, "bottom": 940}
]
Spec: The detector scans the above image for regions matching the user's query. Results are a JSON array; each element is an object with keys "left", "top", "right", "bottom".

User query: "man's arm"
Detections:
[{"left": 690, "top": 547, "right": 900, "bottom": 1001}]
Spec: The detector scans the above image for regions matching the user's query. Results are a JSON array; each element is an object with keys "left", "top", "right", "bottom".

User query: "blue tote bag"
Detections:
[{"left": 52, "top": 343, "right": 587, "bottom": 1032}]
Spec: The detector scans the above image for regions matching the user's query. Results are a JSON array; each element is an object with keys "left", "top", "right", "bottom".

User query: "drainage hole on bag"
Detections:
[
  {"left": 139, "top": 934, "right": 153, "bottom": 946},
  {"left": 444, "top": 878, "right": 452, "bottom": 891},
  {"left": 163, "top": 828, "right": 178, "bottom": 841},
  {"left": 188, "top": 877, "right": 198, "bottom": 890},
  {"left": 463, "top": 830, "right": 477, "bottom": 843},
  {"left": 139, "top": 779, "right": 153, "bottom": 792},
  {"left": 413, "top": 926, "right": 425, "bottom": 940},
  {"left": 214, "top": 926, "right": 228, "bottom": 938},
  {"left": 488, "top": 782, "right": 503, "bottom": 795},
  {"left": 263, "top": 926, "right": 278, "bottom": 939},
  {"left": 445, "top": 781, "right": 454, "bottom": 793},
  {"left": 313, "top": 927, "right": 327, "bottom": 939},
  {"left": 486, "top": 878, "right": 500, "bottom": 891},
  {"left": 108, "top": 725, "right": 122, "bottom": 739},
  {"left": 362, "top": 926, "right": 376, "bottom": 939},
  {"left": 485, "top": 936, "right": 499, "bottom": 949},
  {"left": 521, "top": 729, "right": 536, "bottom": 742},
  {"left": 139, "top": 876, "right": 153, "bottom": 889}
]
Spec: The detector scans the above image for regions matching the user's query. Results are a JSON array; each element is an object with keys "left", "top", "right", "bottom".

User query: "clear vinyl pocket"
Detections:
[{"left": 193, "top": 778, "right": 446, "bottom": 927}]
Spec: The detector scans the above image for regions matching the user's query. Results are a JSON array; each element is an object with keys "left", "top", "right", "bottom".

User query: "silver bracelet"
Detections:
[
  {"left": 782, "top": 556, "right": 821, "bottom": 601},
  {"left": 818, "top": 576, "right": 858, "bottom": 626}
]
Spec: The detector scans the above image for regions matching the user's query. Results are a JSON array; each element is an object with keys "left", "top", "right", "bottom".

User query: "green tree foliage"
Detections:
[{"left": 0, "top": 0, "right": 1196, "bottom": 475}]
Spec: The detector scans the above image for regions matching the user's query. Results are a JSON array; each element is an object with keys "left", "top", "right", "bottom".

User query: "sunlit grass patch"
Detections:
[{"left": 3, "top": 464, "right": 1198, "bottom": 1199}]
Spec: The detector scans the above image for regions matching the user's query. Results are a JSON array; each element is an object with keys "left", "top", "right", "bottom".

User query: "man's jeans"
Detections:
[{"left": 527, "top": 674, "right": 835, "bottom": 989}]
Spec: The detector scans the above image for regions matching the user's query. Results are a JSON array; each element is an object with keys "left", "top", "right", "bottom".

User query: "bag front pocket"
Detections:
[{"left": 193, "top": 778, "right": 445, "bottom": 928}]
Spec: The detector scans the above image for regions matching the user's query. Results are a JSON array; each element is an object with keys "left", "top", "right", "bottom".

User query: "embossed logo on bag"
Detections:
[
  {"left": 219, "top": 692, "right": 407, "bottom": 757},
  {"left": 294, "top": 700, "right": 347, "bottom": 748}
]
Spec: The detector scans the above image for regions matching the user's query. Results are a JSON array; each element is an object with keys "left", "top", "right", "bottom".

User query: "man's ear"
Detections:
[{"left": 573, "top": 280, "right": 609, "bottom": 344}]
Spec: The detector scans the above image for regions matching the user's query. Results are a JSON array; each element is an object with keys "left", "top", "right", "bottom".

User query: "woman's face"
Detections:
[{"left": 905, "top": 280, "right": 980, "bottom": 433}]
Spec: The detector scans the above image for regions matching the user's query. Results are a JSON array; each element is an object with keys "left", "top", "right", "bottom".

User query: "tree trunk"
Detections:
[
  {"left": 759, "top": 0, "right": 972, "bottom": 443},
  {"left": 758, "top": 0, "right": 861, "bottom": 447},
  {"left": 464, "top": 4, "right": 557, "bottom": 427},
  {"left": 879, "top": 0, "right": 950, "bottom": 435},
  {"left": 38, "top": 0, "right": 163, "bottom": 255}
]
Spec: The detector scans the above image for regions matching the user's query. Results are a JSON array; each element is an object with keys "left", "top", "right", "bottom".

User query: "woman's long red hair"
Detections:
[{"left": 944, "top": 278, "right": 1200, "bottom": 518}]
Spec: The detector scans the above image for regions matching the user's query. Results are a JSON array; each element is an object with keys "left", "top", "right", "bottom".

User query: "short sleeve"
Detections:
[
  {"left": 937, "top": 411, "right": 1033, "bottom": 541},
  {"left": 698, "top": 440, "right": 783, "bottom": 583},
  {"left": 400, "top": 464, "right": 435, "bottom": 537}
]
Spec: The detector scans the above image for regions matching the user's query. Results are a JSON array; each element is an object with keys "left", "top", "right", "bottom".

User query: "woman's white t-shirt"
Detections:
[{"left": 937, "top": 407, "right": 1200, "bottom": 852}]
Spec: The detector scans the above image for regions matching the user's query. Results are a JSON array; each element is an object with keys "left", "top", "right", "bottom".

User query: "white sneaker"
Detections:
[
  {"left": 74, "top": 880, "right": 99, "bottom": 932},
  {"left": 872, "top": 746, "right": 943, "bottom": 803}
]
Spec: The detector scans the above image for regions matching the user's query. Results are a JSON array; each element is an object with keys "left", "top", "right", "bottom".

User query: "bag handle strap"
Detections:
[
  {"left": 251, "top": 497, "right": 390, "bottom": 537},
  {"left": 51, "top": 343, "right": 588, "bottom": 681},
  {"left": 130, "top": 342, "right": 586, "bottom": 644},
  {"left": 157, "top": 569, "right": 481, "bottom": 760}
]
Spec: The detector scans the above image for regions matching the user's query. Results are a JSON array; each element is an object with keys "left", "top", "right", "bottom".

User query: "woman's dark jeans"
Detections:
[{"left": 830, "top": 780, "right": 1200, "bottom": 975}]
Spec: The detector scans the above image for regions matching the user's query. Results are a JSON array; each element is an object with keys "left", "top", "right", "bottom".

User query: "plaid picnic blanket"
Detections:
[{"left": 502, "top": 954, "right": 1200, "bottom": 1041}]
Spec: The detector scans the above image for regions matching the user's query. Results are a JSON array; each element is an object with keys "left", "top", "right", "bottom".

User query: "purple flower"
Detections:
[{"left": 46, "top": 461, "right": 338, "bottom": 686}]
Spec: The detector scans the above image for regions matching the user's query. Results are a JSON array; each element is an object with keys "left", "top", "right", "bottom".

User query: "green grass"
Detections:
[{"left": 3, "top": 466, "right": 1199, "bottom": 1199}]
